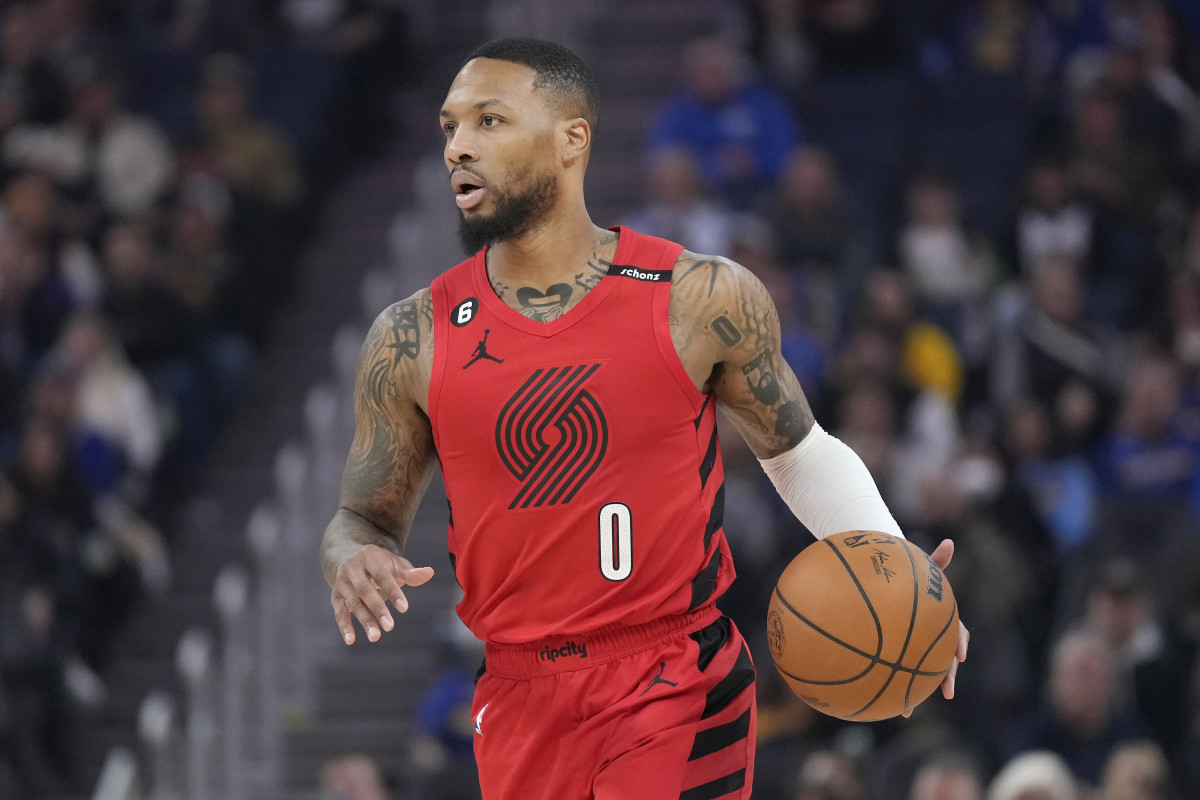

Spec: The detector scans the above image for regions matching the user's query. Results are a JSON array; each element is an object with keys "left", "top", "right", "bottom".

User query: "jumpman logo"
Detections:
[
  {"left": 464, "top": 329, "right": 504, "bottom": 369},
  {"left": 639, "top": 662, "right": 678, "bottom": 696}
]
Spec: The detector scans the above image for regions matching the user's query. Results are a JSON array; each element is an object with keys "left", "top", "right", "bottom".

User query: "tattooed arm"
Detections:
[
  {"left": 669, "top": 251, "right": 814, "bottom": 458},
  {"left": 671, "top": 252, "right": 969, "bottom": 700},
  {"left": 320, "top": 289, "right": 437, "bottom": 644}
]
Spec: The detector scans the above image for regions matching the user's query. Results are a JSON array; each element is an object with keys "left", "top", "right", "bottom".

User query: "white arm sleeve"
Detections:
[{"left": 758, "top": 422, "right": 904, "bottom": 540}]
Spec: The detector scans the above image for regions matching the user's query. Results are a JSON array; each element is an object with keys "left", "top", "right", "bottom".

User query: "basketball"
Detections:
[{"left": 767, "top": 531, "right": 959, "bottom": 721}]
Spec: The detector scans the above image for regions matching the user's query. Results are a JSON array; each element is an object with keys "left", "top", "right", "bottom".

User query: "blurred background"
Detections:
[{"left": 0, "top": 0, "right": 1197, "bottom": 799}]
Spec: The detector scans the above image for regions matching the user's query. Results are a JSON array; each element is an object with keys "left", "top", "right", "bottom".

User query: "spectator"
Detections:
[
  {"left": 648, "top": 34, "right": 800, "bottom": 209},
  {"left": 1, "top": 168, "right": 103, "bottom": 309},
  {"left": 1063, "top": 77, "right": 1168, "bottom": 329},
  {"left": 1104, "top": 14, "right": 1190, "bottom": 181},
  {"left": 36, "top": 58, "right": 175, "bottom": 221},
  {"left": 790, "top": 749, "right": 870, "bottom": 800},
  {"left": 859, "top": 268, "right": 965, "bottom": 408},
  {"left": 766, "top": 145, "right": 867, "bottom": 299},
  {"left": 0, "top": 3, "right": 68, "bottom": 125},
  {"left": 897, "top": 168, "right": 996, "bottom": 337},
  {"left": 319, "top": 752, "right": 391, "bottom": 800},
  {"left": 1007, "top": 628, "right": 1148, "bottom": 786},
  {"left": 741, "top": 0, "right": 811, "bottom": 96},
  {"left": 1093, "top": 351, "right": 1200, "bottom": 588},
  {"left": 1000, "top": 396, "right": 1096, "bottom": 556},
  {"left": 827, "top": 306, "right": 961, "bottom": 525},
  {"left": 832, "top": 376, "right": 901, "bottom": 495},
  {"left": 991, "top": 254, "right": 1124, "bottom": 451},
  {"left": 946, "top": 0, "right": 1056, "bottom": 85},
  {"left": 909, "top": 753, "right": 985, "bottom": 800},
  {"left": 99, "top": 218, "right": 214, "bottom": 468},
  {"left": 0, "top": 224, "right": 74, "bottom": 373},
  {"left": 101, "top": 219, "right": 197, "bottom": 375},
  {"left": 409, "top": 611, "right": 483, "bottom": 800},
  {"left": 1011, "top": 156, "right": 1094, "bottom": 278},
  {"left": 1166, "top": 269, "right": 1200, "bottom": 369},
  {"left": 623, "top": 146, "right": 735, "bottom": 256},
  {"left": 986, "top": 750, "right": 1076, "bottom": 800},
  {"left": 1099, "top": 739, "right": 1172, "bottom": 800},
  {"left": 1081, "top": 560, "right": 1194, "bottom": 759},
  {"left": 1068, "top": 81, "right": 1163, "bottom": 228},
  {"left": 1133, "top": 0, "right": 1200, "bottom": 165},
  {"left": 803, "top": 0, "right": 907, "bottom": 76},
  {"left": 193, "top": 53, "right": 303, "bottom": 211},
  {"left": 189, "top": 52, "right": 306, "bottom": 305},
  {"left": 161, "top": 176, "right": 255, "bottom": 423},
  {"left": 53, "top": 311, "right": 162, "bottom": 497}
]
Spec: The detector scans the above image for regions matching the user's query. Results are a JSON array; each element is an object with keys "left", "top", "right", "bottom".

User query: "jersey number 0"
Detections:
[{"left": 598, "top": 502, "right": 632, "bottom": 581}]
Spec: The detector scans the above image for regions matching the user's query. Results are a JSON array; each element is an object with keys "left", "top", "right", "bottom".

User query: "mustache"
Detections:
[{"left": 451, "top": 165, "right": 486, "bottom": 182}]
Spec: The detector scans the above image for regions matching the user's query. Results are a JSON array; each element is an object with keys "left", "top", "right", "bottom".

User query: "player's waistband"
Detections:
[{"left": 483, "top": 606, "right": 722, "bottom": 678}]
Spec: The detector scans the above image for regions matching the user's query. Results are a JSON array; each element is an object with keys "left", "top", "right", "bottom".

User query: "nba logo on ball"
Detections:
[
  {"left": 768, "top": 531, "right": 958, "bottom": 721},
  {"left": 767, "top": 609, "right": 785, "bottom": 660}
]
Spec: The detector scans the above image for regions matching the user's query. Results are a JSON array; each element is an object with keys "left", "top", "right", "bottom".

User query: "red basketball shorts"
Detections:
[{"left": 472, "top": 608, "right": 757, "bottom": 800}]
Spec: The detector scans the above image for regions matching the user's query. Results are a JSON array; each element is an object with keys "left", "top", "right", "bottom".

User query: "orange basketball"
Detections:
[{"left": 766, "top": 530, "right": 959, "bottom": 721}]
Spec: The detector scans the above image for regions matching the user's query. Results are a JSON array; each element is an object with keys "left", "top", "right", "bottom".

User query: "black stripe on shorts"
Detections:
[
  {"left": 688, "top": 708, "right": 751, "bottom": 761},
  {"left": 701, "top": 644, "right": 754, "bottom": 720}
]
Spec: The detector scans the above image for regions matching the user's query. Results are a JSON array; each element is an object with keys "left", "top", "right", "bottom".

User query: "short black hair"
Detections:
[{"left": 465, "top": 37, "right": 599, "bottom": 128}]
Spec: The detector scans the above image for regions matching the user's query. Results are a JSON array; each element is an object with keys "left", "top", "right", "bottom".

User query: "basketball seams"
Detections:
[
  {"left": 902, "top": 598, "right": 959, "bottom": 709},
  {"left": 770, "top": 587, "right": 949, "bottom": 680},
  {"left": 820, "top": 538, "right": 883, "bottom": 655},
  {"left": 844, "top": 540, "right": 922, "bottom": 719},
  {"left": 770, "top": 531, "right": 958, "bottom": 721},
  {"left": 770, "top": 587, "right": 877, "bottom": 685}
]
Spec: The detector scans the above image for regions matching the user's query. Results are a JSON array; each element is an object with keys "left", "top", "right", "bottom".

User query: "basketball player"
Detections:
[{"left": 320, "top": 38, "right": 969, "bottom": 800}]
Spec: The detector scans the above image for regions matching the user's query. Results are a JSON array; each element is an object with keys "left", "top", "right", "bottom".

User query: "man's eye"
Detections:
[
  {"left": 481, "top": 115, "right": 496, "bottom": 126},
  {"left": 443, "top": 122, "right": 456, "bottom": 135}
]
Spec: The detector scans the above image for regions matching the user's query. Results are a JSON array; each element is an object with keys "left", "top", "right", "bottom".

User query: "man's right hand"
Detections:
[{"left": 329, "top": 544, "right": 434, "bottom": 644}]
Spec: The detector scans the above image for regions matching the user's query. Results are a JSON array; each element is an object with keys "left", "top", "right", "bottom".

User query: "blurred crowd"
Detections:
[
  {"left": 624, "top": 0, "right": 1200, "bottom": 799},
  {"left": 0, "top": 0, "right": 411, "bottom": 796},
  {"left": 3, "top": 0, "right": 1200, "bottom": 798}
]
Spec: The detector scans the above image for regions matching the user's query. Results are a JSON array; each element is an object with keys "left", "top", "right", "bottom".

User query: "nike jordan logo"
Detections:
[
  {"left": 464, "top": 329, "right": 503, "bottom": 368},
  {"left": 639, "top": 662, "right": 678, "bottom": 696},
  {"left": 475, "top": 703, "right": 489, "bottom": 736}
]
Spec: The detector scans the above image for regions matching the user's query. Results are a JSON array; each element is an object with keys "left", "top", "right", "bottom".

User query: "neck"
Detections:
[
  {"left": 486, "top": 196, "right": 609, "bottom": 282},
  {"left": 482, "top": 200, "right": 620, "bottom": 323}
]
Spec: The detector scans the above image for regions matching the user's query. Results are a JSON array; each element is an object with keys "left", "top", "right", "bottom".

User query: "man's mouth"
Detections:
[
  {"left": 452, "top": 171, "right": 487, "bottom": 210},
  {"left": 456, "top": 182, "right": 485, "bottom": 210}
]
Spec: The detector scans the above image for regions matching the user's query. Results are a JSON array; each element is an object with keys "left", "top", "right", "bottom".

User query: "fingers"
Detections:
[
  {"left": 346, "top": 576, "right": 391, "bottom": 642},
  {"left": 940, "top": 621, "right": 969, "bottom": 700},
  {"left": 330, "top": 547, "right": 434, "bottom": 644},
  {"left": 929, "top": 538, "right": 955, "bottom": 570},
  {"left": 400, "top": 565, "right": 435, "bottom": 586},
  {"left": 332, "top": 597, "right": 357, "bottom": 645},
  {"left": 941, "top": 657, "right": 959, "bottom": 700}
]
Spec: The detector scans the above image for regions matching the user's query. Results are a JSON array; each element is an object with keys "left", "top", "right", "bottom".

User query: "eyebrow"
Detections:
[{"left": 440, "top": 99, "right": 510, "bottom": 117}]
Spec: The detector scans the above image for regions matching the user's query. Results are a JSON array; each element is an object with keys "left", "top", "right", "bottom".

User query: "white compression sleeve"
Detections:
[{"left": 758, "top": 422, "right": 904, "bottom": 540}]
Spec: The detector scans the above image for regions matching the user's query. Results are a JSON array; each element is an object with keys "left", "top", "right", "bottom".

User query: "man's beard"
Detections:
[{"left": 458, "top": 170, "right": 558, "bottom": 255}]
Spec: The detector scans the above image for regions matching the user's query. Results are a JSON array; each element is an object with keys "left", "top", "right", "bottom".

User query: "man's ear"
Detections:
[{"left": 561, "top": 117, "right": 591, "bottom": 165}]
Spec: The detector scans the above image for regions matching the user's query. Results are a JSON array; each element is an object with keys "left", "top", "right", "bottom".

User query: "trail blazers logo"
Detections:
[{"left": 496, "top": 364, "right": 608, "bottom": 509}]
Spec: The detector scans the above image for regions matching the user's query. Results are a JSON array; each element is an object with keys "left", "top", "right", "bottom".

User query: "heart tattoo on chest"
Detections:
[{"left": 516, "top": 284, "right": 574, "bottom": 322}]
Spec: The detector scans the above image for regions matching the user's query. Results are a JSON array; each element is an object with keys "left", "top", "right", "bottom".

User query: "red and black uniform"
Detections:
[{"left": 429, "top": 228, "right": 755, "bottom": 800}]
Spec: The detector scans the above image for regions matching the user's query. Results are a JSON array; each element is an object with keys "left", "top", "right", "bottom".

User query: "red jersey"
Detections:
[{"left": 429, "top": 227, "right": 735, "bottom": 644}]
